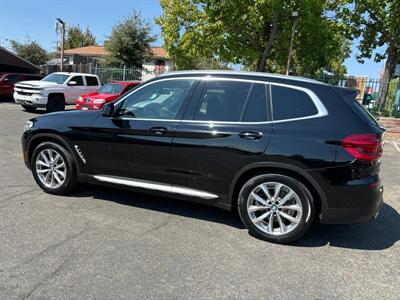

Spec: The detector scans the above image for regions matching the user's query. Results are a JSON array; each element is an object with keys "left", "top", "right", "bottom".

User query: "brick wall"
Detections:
[{"left": 378, "top": 117, "right": 400, "bottom": 134}]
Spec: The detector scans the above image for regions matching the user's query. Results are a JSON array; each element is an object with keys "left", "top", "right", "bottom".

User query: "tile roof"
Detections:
[{"left": 63, "top": 46, "right": 170, "bottom": 59}]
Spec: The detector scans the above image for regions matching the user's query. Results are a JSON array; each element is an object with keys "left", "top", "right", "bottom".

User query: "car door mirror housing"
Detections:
[
  {"left": 102, "top": 102, "right": 115, "bottom": 117},
  {"left": 68, "top": 80, "right": 77, "bottom": 86}
]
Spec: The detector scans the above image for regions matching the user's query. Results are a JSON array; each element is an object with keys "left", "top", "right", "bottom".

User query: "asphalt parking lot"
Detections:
[{"left": 0, "top": 101, "right": 399, "bottom": 299}]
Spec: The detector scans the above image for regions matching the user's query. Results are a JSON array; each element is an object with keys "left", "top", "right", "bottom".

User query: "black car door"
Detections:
[
  {"left": 84, "top": 78, "right": 198, "bottom": 185},
  {"left": 170, "top": 78, "right": 273, "bottom": 204}
]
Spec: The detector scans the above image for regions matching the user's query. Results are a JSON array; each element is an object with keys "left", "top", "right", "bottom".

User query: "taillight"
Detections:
[{"left": 342, "top": 134, "right": 383, "bottom": 161}]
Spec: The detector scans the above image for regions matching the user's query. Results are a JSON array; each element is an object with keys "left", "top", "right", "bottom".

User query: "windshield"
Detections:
[
  {"left": 41, "top": 73, "right": 69, "bottom": 84},
  {"left": 98, "top": 83, "right": 124, "bottom": 94}
]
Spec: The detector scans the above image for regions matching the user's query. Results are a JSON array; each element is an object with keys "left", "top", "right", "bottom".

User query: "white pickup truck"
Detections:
[{"left": 14, "top": 72, "right": 101, "bottom": 112}]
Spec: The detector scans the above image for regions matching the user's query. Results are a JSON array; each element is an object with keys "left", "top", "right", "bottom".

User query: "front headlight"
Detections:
[
  {"left": 93, "top": 99, "right": 106, "bottom": 105},
  {"left": 78, "top": 96, "right": 83, "bottom": 101},
  {"left": 24, "top": 120, "right": 34, "bottom": 131}
]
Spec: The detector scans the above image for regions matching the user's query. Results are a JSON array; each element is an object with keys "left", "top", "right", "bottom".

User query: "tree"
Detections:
[
  {"left": 335, "top": 0, "right": 400, "bottom": 108},
  {"left": 105, "top": 11, "right": 156, "bottom": 68},
  {"left": 9, "top": 40, "right": 48, "bottom": 66},
  {"left": 65, "top": 25, "right": 96, "bottom": 49},
  {"left": 156, "top": 0, "right": 349, "bottom": 76}
]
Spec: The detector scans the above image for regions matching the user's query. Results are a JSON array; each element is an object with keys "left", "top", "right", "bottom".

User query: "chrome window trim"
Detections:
[
  {"left": 114, "top": 76, "right": 328, "bottom": 124},
  {"left": 93, "top": 175, "right": 219, "bottom": 200}
]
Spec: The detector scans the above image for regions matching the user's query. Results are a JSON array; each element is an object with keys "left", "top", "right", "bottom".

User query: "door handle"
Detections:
[
  {"left": 149, "top": 126, "right": 168, "bottom": 135},
  {"left": 239, "top": 131, "right": 263, "bottom": 140}
]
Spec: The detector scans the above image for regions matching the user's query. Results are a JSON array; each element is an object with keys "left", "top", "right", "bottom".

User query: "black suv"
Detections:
[{"left": 22, "top": 71, "right": 384, "bottom": 243}]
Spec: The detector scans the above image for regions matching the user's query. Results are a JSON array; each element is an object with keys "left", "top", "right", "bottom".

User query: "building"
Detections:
[
  {"left": 61, "top": 46, "right": 175, "bottom": 74},
  {"left": 0, "top": 46, "right": 40, "bottom": 74}
]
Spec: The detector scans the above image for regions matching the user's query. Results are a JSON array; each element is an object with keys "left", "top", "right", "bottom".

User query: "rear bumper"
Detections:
[
  {"left": 307, "top": 161, "right": 384, "bottom": 224},
  {"left": 321, "top": 185, "right": 383, "bottom": 223}
]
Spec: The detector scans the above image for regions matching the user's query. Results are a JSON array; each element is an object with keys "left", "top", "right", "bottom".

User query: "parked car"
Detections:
[
  {"left": 21, "top": 71, "right": 384, "bottom": 244},
  {"left": 14, "top": 72, "right": 101, "bottom": 112},
  {"left": 0, "top": 73, "right": 43, "bottom": 99},
  {"left": 76, "top": 81, "right": 141, "bottom": 110}
]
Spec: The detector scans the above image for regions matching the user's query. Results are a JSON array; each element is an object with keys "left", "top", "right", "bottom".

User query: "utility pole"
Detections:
[
  {"left": 285, "top": 11, "right": 299, "bottom": 76},
  {"left": 56, "top": 18, "right": 65, "bottom": 71}
]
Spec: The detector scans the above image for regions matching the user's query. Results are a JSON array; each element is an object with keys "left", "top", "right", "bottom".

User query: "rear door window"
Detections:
[
  {"left": 271, "top": 85, "right": 318, "bottom": 121},
  {"left": 194, "top": 80, "right": 252, "bottom": 122},
  {"left": 242, "top": 83, "right": 268, "bottom": 122},
  {"left": 85, "top": 76, "right": 99, "bottom": 86}
]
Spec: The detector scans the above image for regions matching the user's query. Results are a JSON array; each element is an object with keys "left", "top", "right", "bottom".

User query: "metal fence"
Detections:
[
  {"left": 316, "top": 75, "right": 400, "bottom": 117},
  {"left": 41, "top": 63, "right": 159, "bottom": 83}
]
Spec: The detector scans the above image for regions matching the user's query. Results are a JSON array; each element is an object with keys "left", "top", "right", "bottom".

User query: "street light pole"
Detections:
[
  {"left": 285, "top": 11, "right": 299, "bottom": 76},
  {"left": 56, "top": 18, "right": 65, "bottom": 72}
]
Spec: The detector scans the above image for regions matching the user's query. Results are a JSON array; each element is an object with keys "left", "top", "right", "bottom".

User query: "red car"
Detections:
[
  {"left": 0, "top": 73, "right": 43, "bottom": 99},
  {"left": 76, "top": 81, "right": 141, "bottom": 110}
]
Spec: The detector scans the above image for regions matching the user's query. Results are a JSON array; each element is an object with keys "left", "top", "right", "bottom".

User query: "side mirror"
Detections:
[
  {"left": 68, "top": 80, "right": 77, "bottom": 86},
  {"left": 102, "top": 102, "right": 115, "bottom": 117}
]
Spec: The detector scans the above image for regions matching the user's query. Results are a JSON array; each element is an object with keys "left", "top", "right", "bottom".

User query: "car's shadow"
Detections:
[
  {"left": 294, "top": 202, "right": 400, "bottom": 250},
  {"left": 72, "top": 185, "right": 399, "bottom": 250},
  {"left": 73, "top": 184, "right": 245, "bottom": 229}
]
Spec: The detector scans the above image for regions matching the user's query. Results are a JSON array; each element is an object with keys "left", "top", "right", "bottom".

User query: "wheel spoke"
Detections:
[
  {"left": 55, "top": 162, "right": 65, "bottom": 170},
  {"left": 276, "top": 213, "right": 287, "bottom": 234},
  {"left": 251, "top": 192, "right": 268, "bottom": 206},
  {"left": 259, "top": 184, "right": 272, "bottom": 200},
  {"left": 45, "top": 171, "right": 51, "bottom": 184},
  {"left": 36, "top": 160, "right": 49, "bottom": 168},
  {"left": 248, "top": 205, "right": 267, "bottom": 213},
  {"left": 279, "top": 190, "right": 294, "bottom": 206},
  {"left": 279, "top": 211, "right": 299, "bottom": 224},
  {"left": 37, "top": 169, "right": 50, "bottom": 174},
  {"left": 46, "top": 149, "right": 54, "bottom": 162},
  {"left": 253, "top": 211, "right": 272, "bottom": 224},
  {"left": 40, "top": 152, "right": 51, "bottom": 165},
  {"left": 280, "top": 204, "right": 301, "bottom": 212},
  {"left": 54, "top": 169, "right": 65, "bottom": 178},
  {"left": 267, "top": 213, "right": 274, "bottom": 233},
  {"left": 53, "top": 172, "right": 62, "bottom": 184},
  {"left": 273, "top": 183, "right": 283, "bottom": 199}
]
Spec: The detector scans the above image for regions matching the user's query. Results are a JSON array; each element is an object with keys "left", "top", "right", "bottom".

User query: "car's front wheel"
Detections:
[
  {"left": 31, "top": 142, "right": 78, "bottom": 194},
  {"left": 238, "top": 174, "right": 315, "bottom": 244}
]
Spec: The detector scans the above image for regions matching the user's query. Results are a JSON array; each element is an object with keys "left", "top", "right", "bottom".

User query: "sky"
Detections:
[{"left": 0, "top": 0, "right": 384, "bottom": 79}]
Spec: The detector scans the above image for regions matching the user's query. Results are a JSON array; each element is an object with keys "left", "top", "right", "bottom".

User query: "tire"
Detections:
[
  {"left": 22, "top": 105, "right": 36, "bottom": 112},
  {"left": 46, "top": 96, "right": 65, "bottom": 112},
  {"left": 238, "top": 174, "right": 315, "bottom": 244},
  {"left": 31, "top": 142, "right": 78, "bottom": 195}
]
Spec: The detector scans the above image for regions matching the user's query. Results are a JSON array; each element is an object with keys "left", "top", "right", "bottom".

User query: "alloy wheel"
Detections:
[
  {"left": 35, "top": 149, "right": 67, "bottom": 189},
  {"left": 247, "top": 182, "right": 303, "bottom": 236}
]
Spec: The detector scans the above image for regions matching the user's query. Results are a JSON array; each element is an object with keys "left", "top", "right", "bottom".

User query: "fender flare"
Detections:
[{"left": 228, "top": 161, "right": 328, "bottom": 208}]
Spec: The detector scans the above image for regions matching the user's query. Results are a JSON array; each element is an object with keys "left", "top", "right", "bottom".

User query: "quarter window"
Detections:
[
  {"left": 271, "top": 85, "right": 318, "bottom": 120},
  {"left": 194, "top": 80, "right": 252, "bottom": 122},
  {"left": 119, "top": 79, "right": 195, "bottom": 120}
]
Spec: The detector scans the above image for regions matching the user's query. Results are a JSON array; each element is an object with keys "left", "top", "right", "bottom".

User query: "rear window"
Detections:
[
  {"left": 272, "top": 85, "right": 318, "bottom": 120},
  {"left": 352, "top": 99, "right": 380, "bottom": 127},
  {"left": 86, "top": 76, "right": 99, "bottom": 86}
]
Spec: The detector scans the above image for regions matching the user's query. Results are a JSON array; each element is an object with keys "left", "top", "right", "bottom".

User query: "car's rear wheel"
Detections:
[
  {"left": 238, "top": 174, "right": 314, "bottom": 244},
  {"left": 31, "top": 142, "right": 77, "bottom": 194},
  {"left": 46, "top": 96, "right": 65, "bottom": 112},
  {"left": 21, "top": 105, "right": 36, "bottom": 112}
]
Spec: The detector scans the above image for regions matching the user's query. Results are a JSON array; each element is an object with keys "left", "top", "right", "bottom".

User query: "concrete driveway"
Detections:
[{"left": 0, "top": 102, "right": 399, "bottom": 299}]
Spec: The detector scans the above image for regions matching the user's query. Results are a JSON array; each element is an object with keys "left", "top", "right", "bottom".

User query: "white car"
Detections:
[{"left": 14, "top": 72, "right": 101, "bottom": 112}]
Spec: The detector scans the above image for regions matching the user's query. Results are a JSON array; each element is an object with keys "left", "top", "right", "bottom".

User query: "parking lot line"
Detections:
[{"left": 393, "top": 141, "right": 400, "bottom": 153}]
